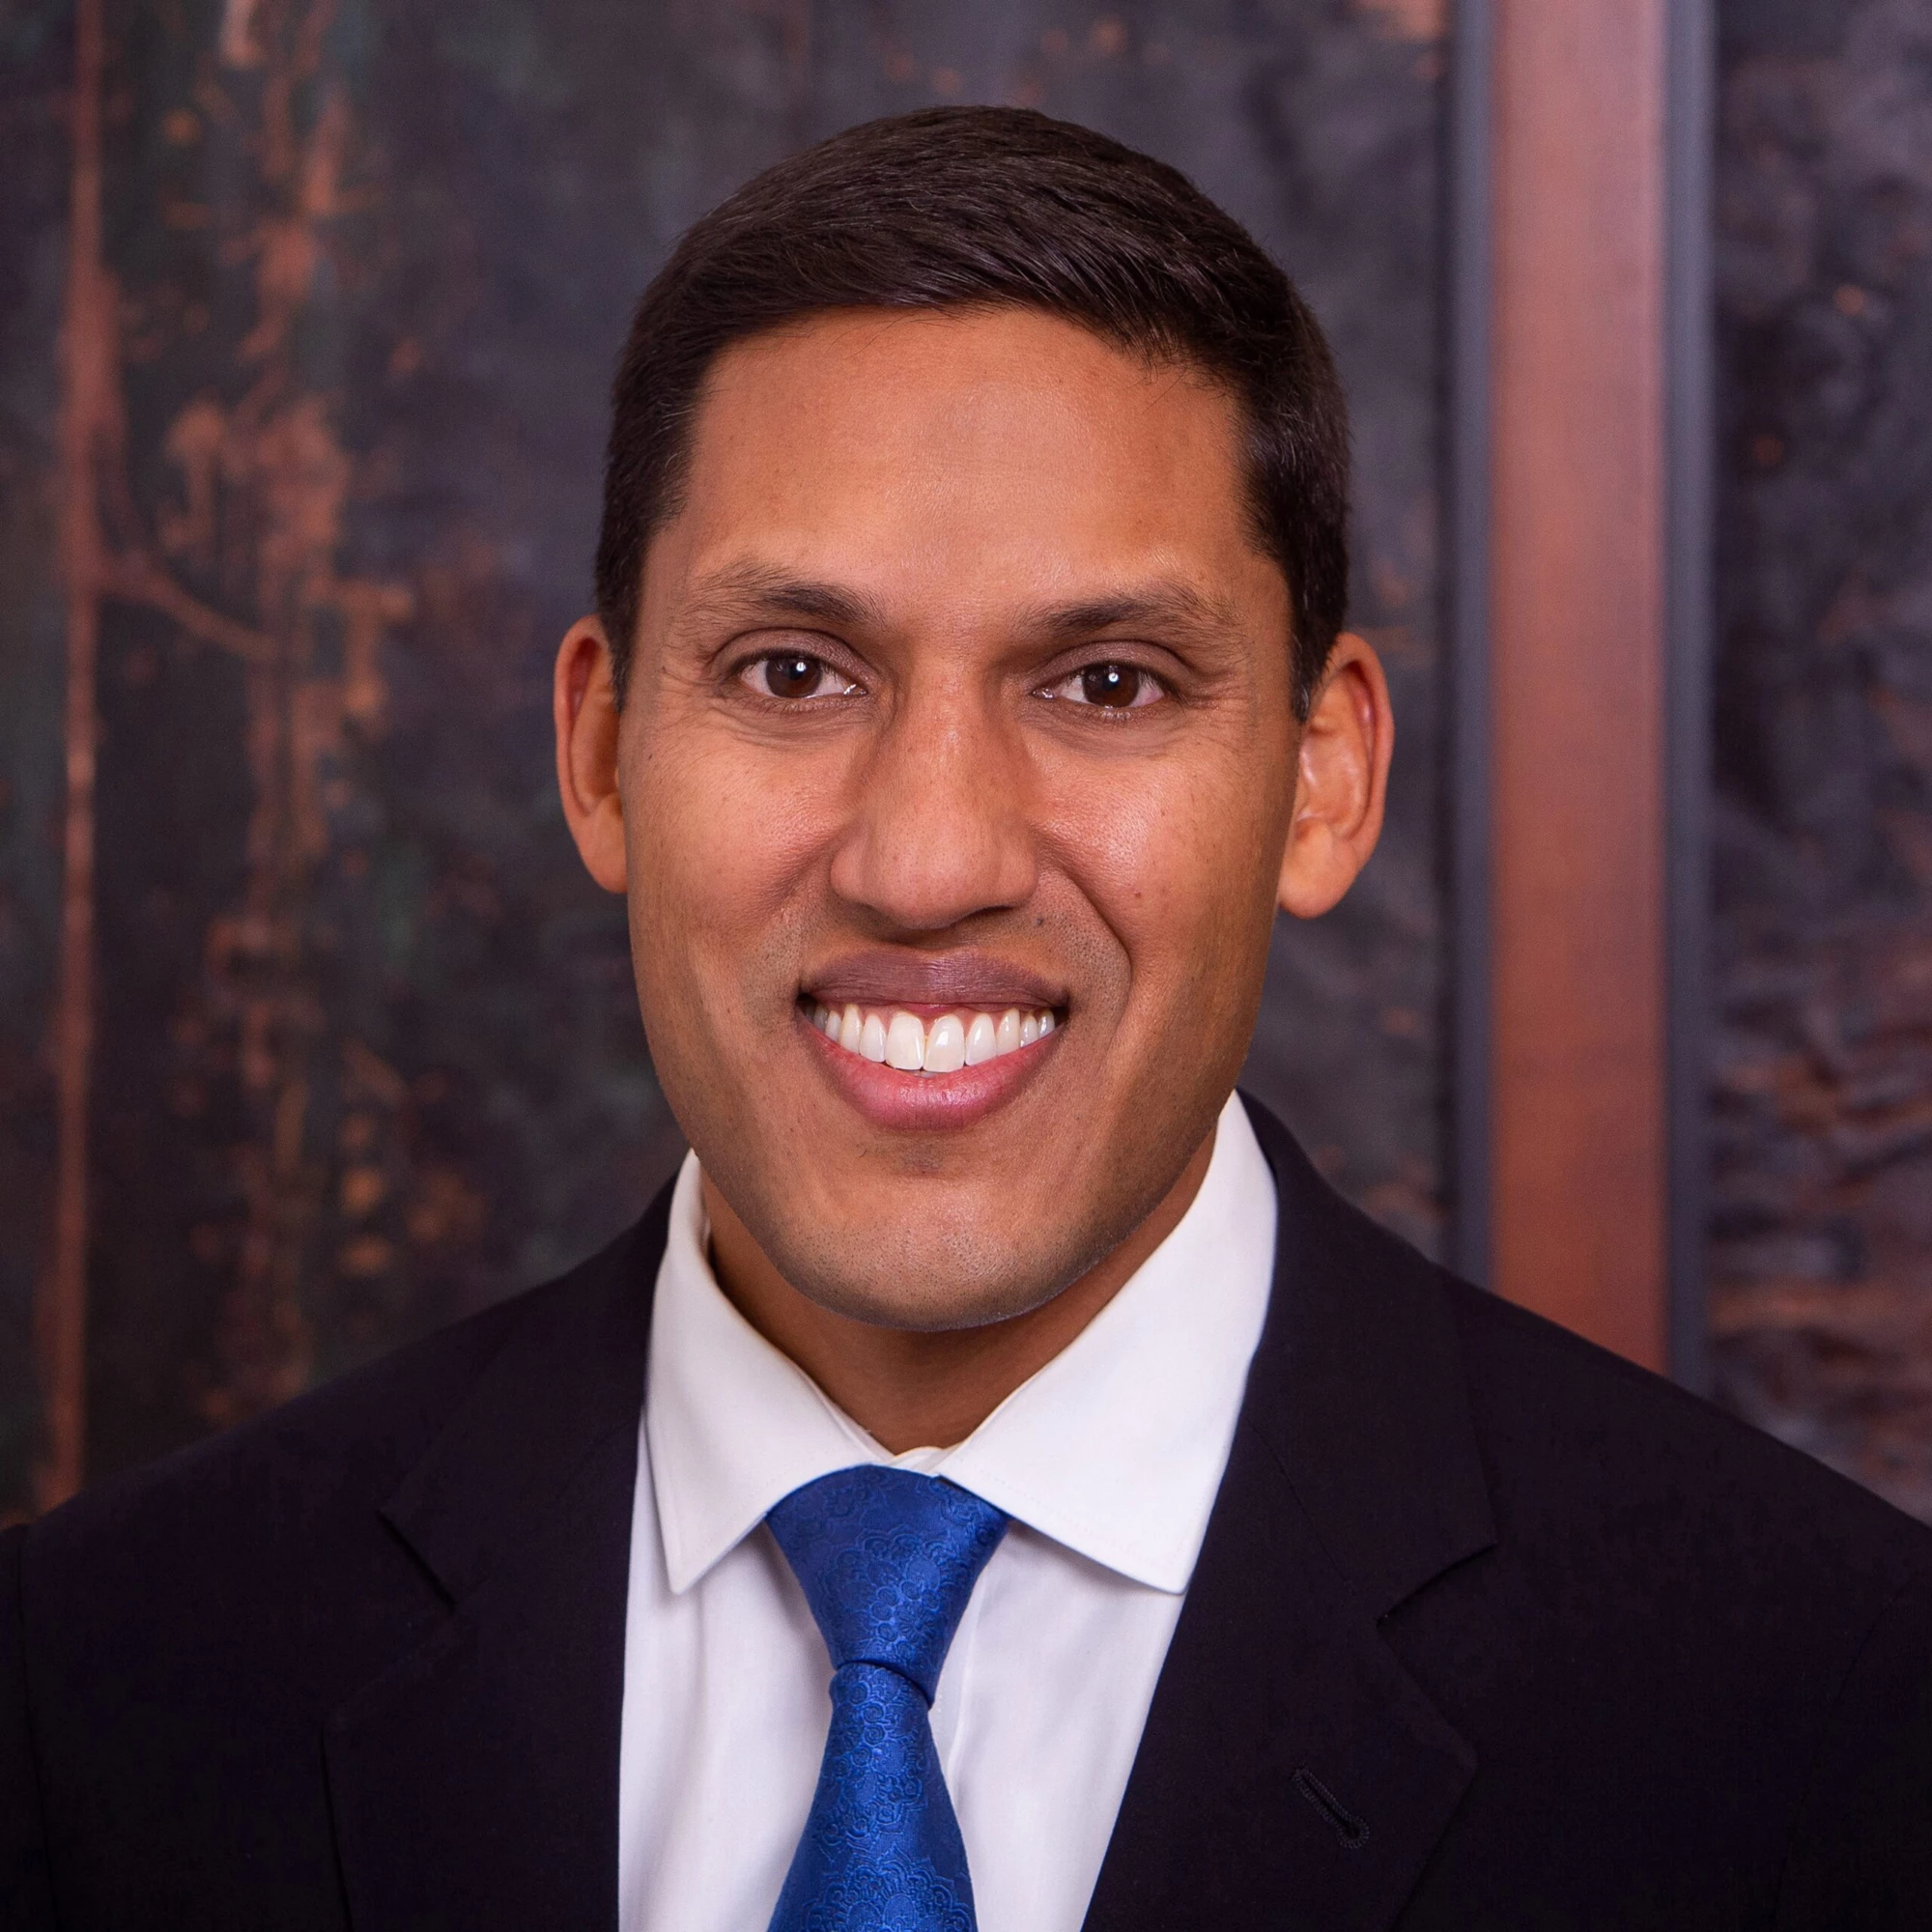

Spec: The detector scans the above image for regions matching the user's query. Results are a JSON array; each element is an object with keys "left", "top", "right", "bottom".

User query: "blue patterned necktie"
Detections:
[{"left": 765, "top": 1464, "right": 1009, "bottom": 1932}]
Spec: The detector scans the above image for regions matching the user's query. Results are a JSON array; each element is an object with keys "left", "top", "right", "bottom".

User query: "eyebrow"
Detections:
[
  {"left": 681, "top": 562, "right": 1242, "bottom": 646},
  {"left": 1020, "top": 582, "right": 1243, "bottom": 645},
  {"left": 678, "top": 562, "right": 888, "bottom": 632}
]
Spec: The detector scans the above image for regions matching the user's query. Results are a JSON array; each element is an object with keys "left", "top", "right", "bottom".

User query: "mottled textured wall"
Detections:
[
  {"left": 1713, "top": 0, "right": 1932, "bottom": 1519},
  {"left": 0, "top": 0, "right": 1447, "bottom": 1513}
]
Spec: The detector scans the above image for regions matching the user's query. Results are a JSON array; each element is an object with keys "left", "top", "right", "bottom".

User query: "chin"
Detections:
[{"left": 779, "top": 1213, "right": 1092, "bottom": 1334}]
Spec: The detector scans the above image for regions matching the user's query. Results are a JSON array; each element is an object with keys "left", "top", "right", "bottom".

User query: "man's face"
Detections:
[{"left": 612, "top": 308, "right": 1306, "bottom": 1329}]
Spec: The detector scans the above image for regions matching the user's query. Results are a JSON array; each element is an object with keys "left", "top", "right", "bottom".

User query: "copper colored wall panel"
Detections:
[{"left": 1489, "top": 0, "right": 1670, "bottom": 1367}]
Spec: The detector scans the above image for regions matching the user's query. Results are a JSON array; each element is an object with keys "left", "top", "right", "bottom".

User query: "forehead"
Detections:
[{"left": 649, "top": 307, "right": 1281, "bottom": 621}]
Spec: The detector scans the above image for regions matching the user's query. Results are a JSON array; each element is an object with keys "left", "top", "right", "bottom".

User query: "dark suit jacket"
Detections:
[{"left": 6, "top": 1098, "right": 1932, "bottom": 1929}]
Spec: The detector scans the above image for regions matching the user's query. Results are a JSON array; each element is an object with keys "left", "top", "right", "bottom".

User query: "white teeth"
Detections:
[
  {"left": 924, "top": 1013, "right": 967, "bottom": 1073},
  {"left": 809, "top": 1000, "right": 1060, "bottom": 1075},
  {"left": 885, "top": 1010, "right": 925, "bottom": 1070}
]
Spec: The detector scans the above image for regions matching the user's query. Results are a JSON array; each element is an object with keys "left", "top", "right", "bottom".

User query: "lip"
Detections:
[
  {"left": 799, "top": 1004, "right": 1062, "bottom": 1131},
  {"left": 801, "top": 947, "right": 1066, "bottom": 1013}
]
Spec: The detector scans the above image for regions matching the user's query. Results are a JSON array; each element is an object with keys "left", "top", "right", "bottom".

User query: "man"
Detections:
[{"left": 5, "top": 105, "right": 1931, "bottom": 1932}]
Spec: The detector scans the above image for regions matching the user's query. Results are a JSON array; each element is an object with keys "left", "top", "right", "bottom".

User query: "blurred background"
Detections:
[{"left": 1, "top": 0, "right": 1928, "bottom": 1524}]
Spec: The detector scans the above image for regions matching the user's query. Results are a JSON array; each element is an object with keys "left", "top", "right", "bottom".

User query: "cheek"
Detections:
[
  {"left": 1047, "top": 753, "right": 1282, "bottom": 982},
  {"left": 623, "top": 728, "right": 841, "bottom": 986}
]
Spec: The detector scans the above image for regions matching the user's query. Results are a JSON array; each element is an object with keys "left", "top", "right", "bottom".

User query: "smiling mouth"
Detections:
[{"left": 803, "top": 999, "right": 1059, "bottom": 1073}]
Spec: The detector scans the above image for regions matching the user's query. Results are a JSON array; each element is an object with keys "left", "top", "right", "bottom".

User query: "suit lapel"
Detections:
[
  {"left": 1083, "top": 1098, "right": 1496, "bottom": 1932},
  {"left": 323, "top": 1187, "right": 671, "bottom": 1932}
]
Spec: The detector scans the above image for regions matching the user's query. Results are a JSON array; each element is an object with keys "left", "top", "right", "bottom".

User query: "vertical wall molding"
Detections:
[
  {"left": 1484, "top": 0, "right": 1672, "bottom": 1369},
  {"left": 1664, "top": 0, "right": 1715, "bottom": 1392},
  {"left": 1448, "top": 0, "right": 1494, "bottom": 1290},
  {"left": 1454, "top": 0, "right": 1711, "bottom": 1378},
  {"left": 1453, "top": 0, "right": 1716, "bottom": 1376}
]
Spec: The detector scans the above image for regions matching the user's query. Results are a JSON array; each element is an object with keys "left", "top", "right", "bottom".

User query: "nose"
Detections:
[{"left": 827, "top": 675, "right": 1038, "bottom": 931}]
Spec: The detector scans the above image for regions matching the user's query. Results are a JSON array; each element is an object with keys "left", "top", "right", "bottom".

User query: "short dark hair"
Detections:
[{"left": 595, "top": 106, "right": 1349, "bottom": 719}]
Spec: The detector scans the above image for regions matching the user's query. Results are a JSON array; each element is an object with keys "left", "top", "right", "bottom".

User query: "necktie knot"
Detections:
[{"left": 766, "top": 1465, "right": 1009, "bottom": 1705}]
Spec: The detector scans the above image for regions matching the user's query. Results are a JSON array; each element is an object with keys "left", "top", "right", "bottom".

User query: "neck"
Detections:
[{"left": 702, "top": 1131, "right": 1216, "bottom": 1454}]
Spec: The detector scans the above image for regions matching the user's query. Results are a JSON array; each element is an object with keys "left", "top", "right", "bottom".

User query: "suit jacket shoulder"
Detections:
[
  {"left": 1441, "top": 1255, "right": 1928, "bottom": 1606},
  {"left": 2, "top": 1196, "right": 666, "bottom": 1931},
  {"left": 1089, "top": 1097, "right": 1932, "bottom": 1932},
  {"left": 1422, "top": 1266, "right": 1932, "bottom": 1927}
]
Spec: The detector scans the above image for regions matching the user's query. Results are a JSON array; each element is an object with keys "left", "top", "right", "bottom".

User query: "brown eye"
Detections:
[
  {"left": 763, "top": 653, "right": 826, "bottom": 699},
  {"left": 738, "top": 650, "right": 862, "bottom": 703},
  {"left": 1080, "top": 663, "right": 1144, "bottom": 707},
  {"left": 1038, "top": 659, "right": 1167, "bottom": 711}
]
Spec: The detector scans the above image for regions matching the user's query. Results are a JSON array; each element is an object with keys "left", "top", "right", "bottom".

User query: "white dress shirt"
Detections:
[{"left": 616, "top": 1089, "right": 1278, "bottom": 1932}]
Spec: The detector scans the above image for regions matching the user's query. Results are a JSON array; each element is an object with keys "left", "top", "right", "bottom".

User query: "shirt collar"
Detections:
[{"left": 645, "top": 1090, "right": 1278, "bottom": 1597}]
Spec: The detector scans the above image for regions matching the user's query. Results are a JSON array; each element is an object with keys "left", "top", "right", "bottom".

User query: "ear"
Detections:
[
  {"left": 1277, "top": 630, "right": 1395, "bottom": 920},
  {"left": 554, "top": 615, "right": 628, "bottom": 895}
]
